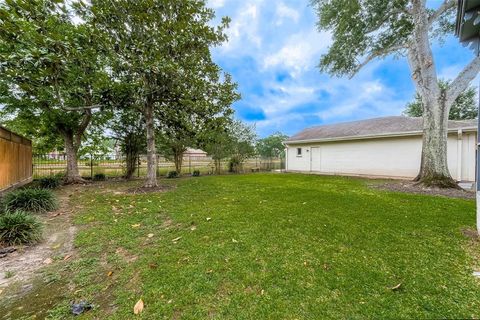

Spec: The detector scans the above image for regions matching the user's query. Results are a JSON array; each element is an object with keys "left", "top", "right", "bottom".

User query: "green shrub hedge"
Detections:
[
  {"left": 2, "top": 188, "right": 57, "bottom": 213},
  {"left": 39, "top": 177, "right": 61, "bottom": 189},
  {"left": 167, "top": 171, "right": 179, "bottom": 179},
  {"left": 0, "top": 211, "right": 43, "bottom": 245},
  {"left": 93, "top": 173, "right": 106, "bottom": 181}
]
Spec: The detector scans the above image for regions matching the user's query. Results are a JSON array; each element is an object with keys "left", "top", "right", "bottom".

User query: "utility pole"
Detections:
[{"left": 456, "top": 0, "right": 480, "bottom": 234}]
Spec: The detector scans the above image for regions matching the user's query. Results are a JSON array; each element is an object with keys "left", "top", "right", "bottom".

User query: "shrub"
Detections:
[
  {"left": 0, "top": 211, "right": 43, "bottom": 245},
  {"left": 39, "top": 177, "right": 61, "bottom": 189},
  {"left": 2, "top": 188, "right": 57, "bottom": 213},
  {"left": 166, "top": 171, "right": 179, "bottom": 179},
  {"left": 93, "top": 173, "right": 106, "bottom": 181},
  {"left": 192, "top": 170, "right": 200, "bottom": 177}
]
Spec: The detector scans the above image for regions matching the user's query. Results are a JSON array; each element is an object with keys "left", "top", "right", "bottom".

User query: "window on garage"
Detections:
[{"left": 296, "top": 148, "right": 302, "bottom": 156}]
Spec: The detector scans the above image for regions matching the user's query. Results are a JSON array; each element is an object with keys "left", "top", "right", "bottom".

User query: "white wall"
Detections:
[{"left": 286, "top": 132, "right": 476, "bottom": 181}]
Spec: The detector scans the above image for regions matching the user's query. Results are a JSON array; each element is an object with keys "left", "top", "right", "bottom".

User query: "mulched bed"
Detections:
[{"left": 370, "top": 181, "right": 475, "bottom": 199}]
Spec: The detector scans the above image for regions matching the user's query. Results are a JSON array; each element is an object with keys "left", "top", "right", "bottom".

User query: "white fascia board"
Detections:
[{"left": 284, "top": 127, "right": 477, "bottom": 146}]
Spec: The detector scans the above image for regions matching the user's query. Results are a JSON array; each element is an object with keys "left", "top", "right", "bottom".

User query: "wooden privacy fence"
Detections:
[{"left": 0, "top": 126, "right": 32, "bottom": 192}]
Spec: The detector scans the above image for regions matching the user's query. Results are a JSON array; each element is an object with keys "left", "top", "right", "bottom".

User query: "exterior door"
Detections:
[{"left": 310, "top": 147, "right": 321, "bottom": 171}]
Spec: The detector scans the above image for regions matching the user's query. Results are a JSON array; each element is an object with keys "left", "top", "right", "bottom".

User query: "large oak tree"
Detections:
[
  {"left": 0, "top": 0, "right": 111, "bottom": 183},
  {"left": 311, "top": 0, "right": 480, "bottom": 188}
]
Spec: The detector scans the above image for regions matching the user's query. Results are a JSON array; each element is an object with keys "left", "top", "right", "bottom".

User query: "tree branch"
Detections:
[
  {"left": 61, "top": 104, "right": 102, "bottom": 111},
  {"left": 428, "top": 0, "right": 456, "bottom": 25},
  {"left": 446, "top": 55, "right": 480, "bottom": 106},
  {"left": 350, "top": 44, "right": 407, "bottom": 78}
]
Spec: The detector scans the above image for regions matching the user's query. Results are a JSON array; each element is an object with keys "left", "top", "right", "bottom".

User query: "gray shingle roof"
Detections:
[{"left": 285, "top": 116, "right": 477, "bottom": 143}]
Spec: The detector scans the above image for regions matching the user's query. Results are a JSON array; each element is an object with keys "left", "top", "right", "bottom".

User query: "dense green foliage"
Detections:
[
  {"left": 93, "top": 173, "right": 106, "bottom": 181},
  {"left": 202, "top": 120, "right": 257, "bottom": 173},
  {"left": 404, "top": 84, "right": 478, "bottom": 120},
  {"left": 166, "top": 171, "right": 179, "bottom": 179},
  {"left": 192, "top": 170, "right": 201, "bottom": 177},
  {"left": 11, "top": 174, "right": 477, "bottom": 318},
  {"left": 39, "top": 177, "right": 61, "bottom": 189},
  {"left": 80, "top": 0, "right": 237, "bottom": 187},
  {"left": 0, "top": 211, "right": 43, "bottom": 246},
  {"left": 3, "top": 188, "right": 57, "bottom": 213},
  {"left": 0, "top": 0, "right": 113, "bottom": 180},
  {"left": 256, "top": 132, "right": 289, "bottom": 158}
]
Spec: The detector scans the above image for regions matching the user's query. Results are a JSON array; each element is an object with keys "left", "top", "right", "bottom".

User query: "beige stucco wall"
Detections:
[{"left": 286, "top": 132, "right": 476, "bottom": 182}]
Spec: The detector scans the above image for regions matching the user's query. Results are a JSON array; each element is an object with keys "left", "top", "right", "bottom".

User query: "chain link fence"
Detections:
[{"left": 32, "top": 154, "right": 285, "bottom": 179}]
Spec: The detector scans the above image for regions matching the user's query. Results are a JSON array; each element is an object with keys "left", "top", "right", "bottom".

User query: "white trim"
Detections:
[{"left": 285, "top": 127, "right": 477, "bottom": 145}]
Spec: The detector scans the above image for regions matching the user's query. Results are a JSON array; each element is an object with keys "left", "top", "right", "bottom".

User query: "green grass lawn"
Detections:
[{"left": 16, "top": 174, "right": 480, "bottom": 319}]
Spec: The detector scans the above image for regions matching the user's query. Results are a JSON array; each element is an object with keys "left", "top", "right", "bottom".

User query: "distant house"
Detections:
[
  {"left": 284, "top": 116, "right": 477, "bottom": 182},
  {"left": 184, "top": 148, "right": 208, "bottom": 158}
]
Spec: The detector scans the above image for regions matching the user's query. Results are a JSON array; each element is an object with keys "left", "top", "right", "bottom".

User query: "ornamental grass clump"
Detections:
[
  {"left": 0, "top": 211, "right": 43, "bottom": 245},
  {"left": 2, "top": 188, "right": 57, "bottom": 213}
]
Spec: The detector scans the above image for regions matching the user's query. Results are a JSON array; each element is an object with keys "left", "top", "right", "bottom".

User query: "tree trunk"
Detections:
[
  {"left": 125, "top": 149, "right": 137, "bottom": 180},
  {"left": 407, "top": 2, "right": 458, "bottom": 189},
  {"left": 214, "top": 159, "right": 221, "bottom": 174},
  {"left": 414, "top": 97, "right": 459, "bottom": 188},
  {"left": 63, "top": 131, "right": 83, "bottom": 184},
  {"left": 174, "top": 150, "right": 183, "bottom": 174},
  {"left": 144, "top": 101, "right": 157, "bottom": 188}
]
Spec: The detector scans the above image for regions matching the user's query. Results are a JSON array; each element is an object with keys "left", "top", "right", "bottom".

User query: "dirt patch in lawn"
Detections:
[
  {"left": 370, "top": 181, "right": 475, "bottom": 199},
  {"left": 0, "top": 186, "right": 77, "bottom": 318}
]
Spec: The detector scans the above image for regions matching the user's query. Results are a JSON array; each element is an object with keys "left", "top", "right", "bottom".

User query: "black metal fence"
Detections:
[{"left": 33, "top": 153, "right": 285, "bottom": 179}]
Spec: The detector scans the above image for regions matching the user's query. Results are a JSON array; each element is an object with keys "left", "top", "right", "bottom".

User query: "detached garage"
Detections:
[{"left": 284, "top": 116, "right": 477, "bottom": 182}]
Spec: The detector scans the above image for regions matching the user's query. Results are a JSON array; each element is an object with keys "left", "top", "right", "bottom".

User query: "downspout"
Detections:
[{"left": 457, "top": 129, "right": 463, "bottom": 182}]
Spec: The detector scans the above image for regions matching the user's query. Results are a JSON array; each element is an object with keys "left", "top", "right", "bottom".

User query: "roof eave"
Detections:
[{"left": 284, "top": 127, "right": 477, "bottom": 145}]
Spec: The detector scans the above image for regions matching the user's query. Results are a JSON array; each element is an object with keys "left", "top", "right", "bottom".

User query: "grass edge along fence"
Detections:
[
  {"left": 0, "top": 127, "right": 33, "bottom": 192},
  {"left": 33, "top": 153, "right": 285, "bottom": 179}
]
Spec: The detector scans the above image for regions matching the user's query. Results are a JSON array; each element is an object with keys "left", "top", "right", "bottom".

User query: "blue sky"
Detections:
[{"left": 207, "top": 0, "right": 477, "bottom": 137}]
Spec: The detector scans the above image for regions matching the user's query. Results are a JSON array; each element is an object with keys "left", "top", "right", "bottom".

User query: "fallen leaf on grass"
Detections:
[
  {"left": 107, "top": 271, "right": 113, "bottom": 277},
  {"left": 131, "top": 224, "right": 141, "bottom": 228},
  {"left": 43, "top": 258, "right": 53, "bottom": 265},
  {"left": 0, "top": 289, "right": 3, "bottom": 295},
  {"left": 63, "top": 255, "right": 71, "bottom": 261},
  {"left": 190, "top": 226, "right": 197, "bottom": 231},
  {"left": 149, "top": 263, "right": 158, "bottom": 269},
  {"left": 206, "top": 217, "right": 212, "bottom": 221},
  {"left": 133, "top": 299, "right": 144, "bottom": 315},
  {"left": 232, "top": 238, "right": 238, "bottom": 243},
  {"left": 389, "top": 283, "right": 402, "bottom": 291},
  {"left": 147, "top": 233, "right": 154, "bottom": 238},
  {"left": 172, "top": 237, "right": 182, "bottom": 242}
]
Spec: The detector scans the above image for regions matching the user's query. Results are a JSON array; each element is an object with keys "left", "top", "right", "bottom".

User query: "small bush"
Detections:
[
  {"left": 93, "top": 173, "right": 106, "bottom": 181},
  {"left": 39, "top": 177, "right": 61, "bottom": 189},
  {"left": 2, "top": 188, "right": 57, "bottom": 213},
  {"left": 192, "top": 170, "right": 200, "bottom": 177},
  {"left": 0, "top": 211, "right": 43, "bottom": 245},
  {"left": 166, "top": 171, "right": 179, "bottom": 179}
]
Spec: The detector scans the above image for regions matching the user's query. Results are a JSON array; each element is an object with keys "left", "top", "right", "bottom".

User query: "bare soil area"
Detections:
[
  {"left": 0, "top": 187, "right": 76, "bottom": 300},
  {"left": 370, "top": 180, "right": 475, "bottom": 199}
]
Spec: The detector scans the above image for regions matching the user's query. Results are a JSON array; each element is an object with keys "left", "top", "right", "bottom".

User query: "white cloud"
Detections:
[
  {"left": 316, "top": 80, "right": 406, "bottom": 121},
  {"left": 222, "top": 2, "right": 263, "bottom": 51},
  {"left": 275, "top": 2, "right": 300, "bottom": 25},
  {"left": 263, "top": 30, "right": 331, "bottom": 77},
  {"left": 208, "top": 0, "right": 225, "bottom": 8}
]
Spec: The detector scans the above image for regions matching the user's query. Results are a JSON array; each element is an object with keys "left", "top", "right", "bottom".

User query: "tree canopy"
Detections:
[
  {"left": 256, "top": 132, "right": 289, "bottom": 158},
  {"left": 311, "top": 0, "right": 480, "bottom": 188},
  {"left": 404, "top": 83, "right": 477, "bottom": 120}
]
